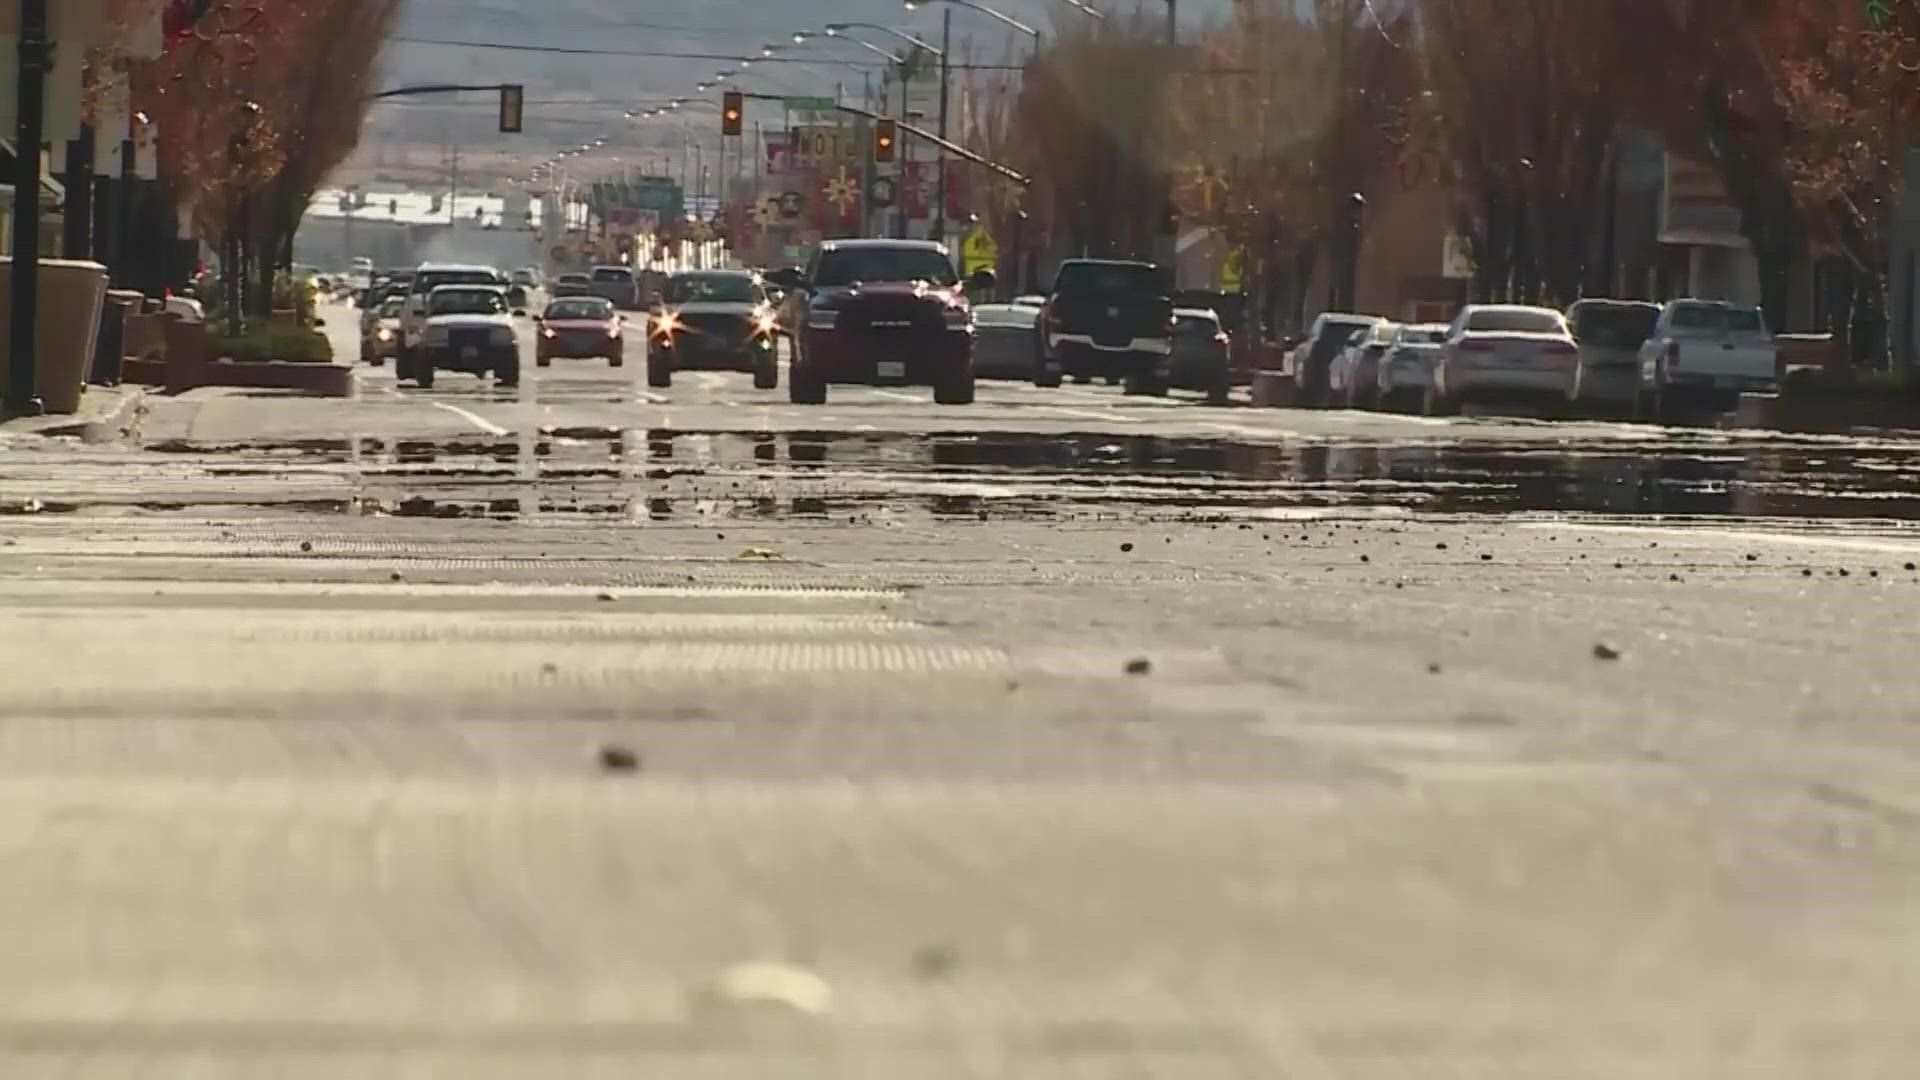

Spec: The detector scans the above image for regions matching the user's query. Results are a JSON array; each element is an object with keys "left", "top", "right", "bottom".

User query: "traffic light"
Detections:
[
  {"left": 499, "top": 84, "right": 524, "bottom": 133},
  {"left": 721, "top": 91, "right": 744, "bottom": 136},
  {"left": 874, "top": 119, "right": 897, "bottom": 164}
]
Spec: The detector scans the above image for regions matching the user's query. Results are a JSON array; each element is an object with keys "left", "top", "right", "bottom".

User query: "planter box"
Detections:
[{"left": 1250, "top": 370, "right": 1299, "bottom": 408}]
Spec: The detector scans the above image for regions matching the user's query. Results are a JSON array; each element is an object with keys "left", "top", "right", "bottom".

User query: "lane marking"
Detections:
[
  {"left": 1038, "top": 406, "right": 1143, "bottom": 424},
  {"left": 430, "top": 402, "right": 510, "bottom": 437},
  {"left": 869, "top": 389, "right": 924, "bottom": 404}
]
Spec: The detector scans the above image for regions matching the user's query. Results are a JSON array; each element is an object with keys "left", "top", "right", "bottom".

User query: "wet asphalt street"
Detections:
[{"left": 1, "top": 302, "right": 1919, "bottom": 1077}]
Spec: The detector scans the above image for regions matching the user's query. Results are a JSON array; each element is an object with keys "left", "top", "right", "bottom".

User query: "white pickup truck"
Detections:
[{"left": 1636, "top": 299, "right": 1778, "bottom": 420}]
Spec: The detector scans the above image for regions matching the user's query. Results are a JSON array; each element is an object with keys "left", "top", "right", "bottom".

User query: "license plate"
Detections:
[
  {"left": 876, "top": 361, "right": 905, "bottom": 379},
  {"left": 460, "top": 346, "right": 478, "bottom": 359}
]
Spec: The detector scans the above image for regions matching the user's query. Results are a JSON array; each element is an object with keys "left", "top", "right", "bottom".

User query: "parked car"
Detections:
[
  {"left": 535, "top": 296, "right": 625, "bottom": 368},
  {"left": 1168, "top": 308, "right": 1232, "bottom": 403},
  {"left": 399, "top": 283, "right": 520, "bottom": 390},
  {"left": 1038, "top": 258, "right": 1173, "bottom": 394},
  {"left": 646, "top": 270, "right": 779, "bottom": 389},
  {"left": 773, "top": 239, "right": 989, "bottom": 405},
  {"left": 1565, "top": 298, "right": 1662, "bottom": 415},
  {"left": 1634, "top": 299, "right": 1777, "bottom": 421},
  {"left": 1375, "top": 323, "right": 1450, "bottom": 411},
  {"left": 552, "top": 272, "right": 593, "bottom": 298},
  {"left": 1292, "top": 311, "right": 1385, "bottom": 406},
  {"left": 1012, "top": 294, "right": 1048, "bottom": 309},
  {"left": 588, "top": 264, "right": 640, "bottom": 308},
  {"left": 971, "top": 302, "right": 1042, "bottom": 381},
  {"left": 1426, "top": 304, "right": 1578, "bottom": 416},
  {"left": 359, "top": 295, "right": 405, "bottom": 366},
  {"left": 400, "top": 263, "right": 506, "bottom": 364},
  {"left": 1331, "top": 320, "right": 1399, "bottom": 409}
]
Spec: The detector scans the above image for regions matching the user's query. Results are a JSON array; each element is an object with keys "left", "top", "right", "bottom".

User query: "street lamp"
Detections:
[
  {"left": 903, "top": 0, "right": 1037, "bottom": 40},
  {"left": 825, "top": 22, "right": 944, "bottom": 55}
]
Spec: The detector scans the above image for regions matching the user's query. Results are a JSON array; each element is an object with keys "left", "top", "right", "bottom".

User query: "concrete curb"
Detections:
[{"left": 2, "top": 385, "right": 148, "bottom": 439}]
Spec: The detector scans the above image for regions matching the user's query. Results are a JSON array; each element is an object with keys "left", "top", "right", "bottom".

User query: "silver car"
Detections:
[
  {"left": 1566, "top": 299, "right": 1661, "bottom": 415},
  {"left": 1426, "top": 305, "right": 1578, "bottom": 416},
  {"left": 1375, "top": 322, "right": 1449, "bottom": 411},
  {"left": 972, "top": 303, "right": 1042, "bottom": 381}
]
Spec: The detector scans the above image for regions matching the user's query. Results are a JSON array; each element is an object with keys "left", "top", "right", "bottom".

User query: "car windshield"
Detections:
[
  {"left": 1572, "top": 304, "right": 1660, "bottom": 347},
  {"left": 377, "top": 298, "right": 405, "bottom": 317},
  {"left": 1466, "top": 309, "right": 1564, "bottom": 333},
  {"left": 413, "top": 270, "right": 497, "bottom": 294},
  {"left": 1318, "top": 317, "right": 1377, "bottom": 342},
  {"left": 1398, "top": 327, "right": 1447, "bottom": 345},
  {"left": 1175, "top": 317, "right": 1219, "bottom": 337},
  {"left": 1667, "top": 303, "right": 1730, "bottom": 331},
  {"left": 558, "top": 275, "right": 589, "bottom": 285},
  {"left": 1726, "top": 307, "right": 1767, "bottom": 333},
  {"left": 592, "top": 268, "right": 633, "bottom": 282},
  {"left": 663, "top": 276, "right": 758, "bottom": 303},
  {"left": 1054, "top": 262, "right": 1160, "bottom": 295},
  {"left": 813, "top": 247, "right": 957, "bottom": 287},
  {"left": 975, "top": 306, "right": 1037, "bottom": 328},
  {"left": 428, "top": 289, "right": 507, "bottom": 316},
  {"left": 545, "top": 299, "right": 613, "bottom": 320}
]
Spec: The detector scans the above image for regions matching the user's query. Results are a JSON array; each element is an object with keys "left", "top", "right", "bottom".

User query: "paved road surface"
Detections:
[{"left": 0, "top": 302, "right": 1916, "bottom": 1077}]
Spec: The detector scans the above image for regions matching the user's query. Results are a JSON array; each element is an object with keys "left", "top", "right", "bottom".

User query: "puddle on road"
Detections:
[{"left": 81, "top": 428, "right": 1920, "bottom": 522}]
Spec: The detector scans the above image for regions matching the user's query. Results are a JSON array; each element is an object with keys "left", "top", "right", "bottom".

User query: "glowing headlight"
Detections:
[
  {"left": 754, "top": 310, "right": 779, "bottom": 335},
  {"left": 607, "top": 322, "right": 622, "bottom": 338},
  {"left": 806, "top": 309, "right": 837, "bottom": 330},
  {"left": 490, "top": 327, "right": 516, "bottom": 346},
  {"left": 653, "top": 311, "right": 680, "bottom": 337},
  {"left": 375, "top": 326, "right": 394, "bottom": 342}
]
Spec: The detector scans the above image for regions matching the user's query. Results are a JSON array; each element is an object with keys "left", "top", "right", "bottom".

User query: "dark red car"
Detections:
[
  {"left": 534, "top": 296, "right": 625, "bottom": 367},
  {"left": 772, "top": 239, "right": 992, "bottom": 406}
]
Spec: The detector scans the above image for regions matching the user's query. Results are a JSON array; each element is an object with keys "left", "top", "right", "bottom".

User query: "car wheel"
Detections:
[
  {"left": 1034, "top": 362, "right": 1063, "bottom": 388},
  {"left": 933, "top": 368, "right": 976, "bottom": 405},
  {"left": 1204, "top": 369, "right": 1232, "bottom": 405},
  {"left": 789, "top": 365, "right": 827, "bottom": 405},
  {"left": 752, "top": 352, "right": 779, "bottom": 390},
  {"left": 369, "top": 355, "right": 385, "bottom": 368},
  {"left": 608, "top": 352, "right": 624, "bottom": 368},
  {"left": 415, "top": 362, "right": 435, "bottom": 390},
  {"left": 494, "top": 361, "right": 519, "bottom": 389},
  {"left": 536, "top": 355, "right": 551, "bottom": 368},
  {"left": 646, "top": 350, "right": 672, "bottom": 388}
]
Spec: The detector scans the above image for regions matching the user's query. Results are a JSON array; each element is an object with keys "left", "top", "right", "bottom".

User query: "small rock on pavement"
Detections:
[
  {"left": 388, "top": 570, "right": 404, "bottom": 582},
  {"left": 1427, "top": 662, "right": 1443, "bottom": 674},
  {"left": 1592, "top": 642, "right": 1622, "bottom": 661},
  {"left": 1124, "top": 657, "right": 1152, "bottom": 676},
  {"left": 299, "top": 540, "right": 313, "bottom": 552},
  {"left": 1120, "top": 542, "right": 1134, "bottom": 553},
  {"left": 597, "top": 745, "right": 640, "bottom": 773},
  {"left": 595, "top": 591, "right": 618, "bottom": 602}
]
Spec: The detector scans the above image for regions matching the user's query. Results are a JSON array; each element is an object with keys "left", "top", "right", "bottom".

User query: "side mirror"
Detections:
[{"left": 966, "top": 268, "right": 997, "bottom": 293}]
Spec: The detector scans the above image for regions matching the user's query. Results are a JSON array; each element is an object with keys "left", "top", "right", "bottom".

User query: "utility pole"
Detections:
[
  {"left": 63, "top": 125, "right": 93, "bottom": 260},
  {"left": 896, "top": 68, "right": 909, "bottom": 240},
  {"left": 7, "top": 0, "right": 51, "bottom": 416},
  {"left": 935, "top": 7, "right": 952, "bottom": 244}
]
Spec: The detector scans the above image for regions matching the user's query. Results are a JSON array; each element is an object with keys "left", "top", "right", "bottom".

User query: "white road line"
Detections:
[
  {"left": 430, "top": 402, "right": 510, "bottom": 437},
  {"left": 638, "top": 391, "right": 670, "bottom": 404},
  {"left": 869, "top": 389, "right": 924, "bottom": 404},
  {"left": 1039, "top": 406, "right": 1143, "bottom": 424}
]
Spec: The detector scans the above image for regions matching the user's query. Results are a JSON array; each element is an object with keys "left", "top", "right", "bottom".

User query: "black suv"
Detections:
[{"left": 1038, "top": 259, "right": 1173, "bottom": 394}]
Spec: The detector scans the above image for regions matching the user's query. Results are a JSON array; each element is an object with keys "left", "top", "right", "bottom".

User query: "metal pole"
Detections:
[
  {"left": 64, "top": 126, "right": 92, "bottom": 259},
  {"left": 935, "top": 8, "right": 952, "bottom": 244},
  {"left": 896, "top": 69, "right": 908, "bottom": 239},
  {"left": 1166, "top": 0, "right": 1177, "bottom": 44},
  {"left": 7, "top": 0, "right": 50, "bottom": 415}
]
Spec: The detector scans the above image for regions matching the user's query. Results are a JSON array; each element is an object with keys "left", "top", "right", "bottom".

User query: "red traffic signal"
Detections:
[
  {"left": 721, "top": 91, "right": 744, "bottom": 136},
  {"left": 874, "top": 119, "right": 897, "bottom": 164}
]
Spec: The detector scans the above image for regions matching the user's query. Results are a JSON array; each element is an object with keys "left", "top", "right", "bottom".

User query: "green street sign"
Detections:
[{"left": 783, "top": 96, "right": 836, "bottom": 112}]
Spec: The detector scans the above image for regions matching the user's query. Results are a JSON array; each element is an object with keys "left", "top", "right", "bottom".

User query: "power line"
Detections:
[{"left": 385, "top": 35, "right": 1026, "bottom": 69}]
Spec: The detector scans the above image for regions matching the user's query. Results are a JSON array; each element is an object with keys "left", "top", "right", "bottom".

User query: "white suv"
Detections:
[{"left": 401, "top": 263, "right": 506, "bottom": 361}]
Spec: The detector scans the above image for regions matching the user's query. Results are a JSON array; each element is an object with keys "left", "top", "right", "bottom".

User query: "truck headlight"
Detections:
[{"left": 807, "top": 309, "right": 837, "bottom": 331}]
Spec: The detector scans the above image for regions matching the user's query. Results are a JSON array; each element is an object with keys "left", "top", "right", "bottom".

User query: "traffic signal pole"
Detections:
[
  {"left": 934, "top": 7, "right": 951, "bottom": 243},
  {"left": 6, "top": 0, "right": 50, "bottom": 416}
]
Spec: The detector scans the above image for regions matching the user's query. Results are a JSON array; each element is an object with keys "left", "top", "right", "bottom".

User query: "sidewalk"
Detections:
[{"left": 0, "top": 384, "right": 147, "bottom": 440}]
